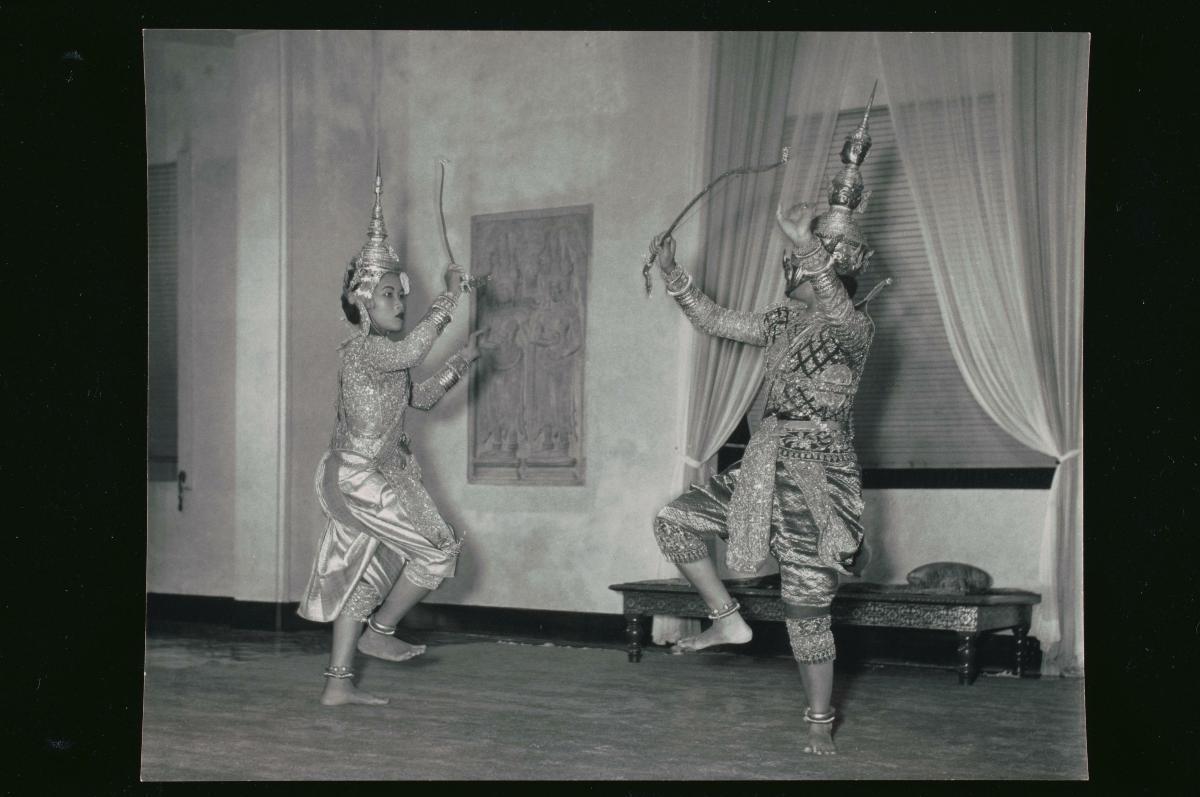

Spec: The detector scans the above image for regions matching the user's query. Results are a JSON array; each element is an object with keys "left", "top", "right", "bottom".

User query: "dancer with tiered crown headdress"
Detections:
[
  {"left": 298, "top": 159, "right": 485, "bottom": 707},
  {"left": 646, "top": 85, "right": 890, "bottom": 754}
]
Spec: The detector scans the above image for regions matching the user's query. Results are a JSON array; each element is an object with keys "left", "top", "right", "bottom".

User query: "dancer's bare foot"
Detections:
[
  {"left": 803, "top": 721, "right": 837, "bottom": 755},
  {"left": 357, "top": 627, "right": 427, "bottom": 662},
  {"left": 672, "top": 613, "right": 753, "bottom": 653},
  {"left": 320, "top": 678, "right": 390, "bottom": 707}
]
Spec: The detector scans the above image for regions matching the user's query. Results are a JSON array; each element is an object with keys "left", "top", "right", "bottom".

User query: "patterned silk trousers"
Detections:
[{"left": 654, "top": 458, "right": 865, "bottom": 663}]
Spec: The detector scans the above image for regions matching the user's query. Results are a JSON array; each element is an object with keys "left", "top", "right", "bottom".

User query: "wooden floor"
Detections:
[{"left": 141, "top": 624, "right": 1087, "bottom": 781}]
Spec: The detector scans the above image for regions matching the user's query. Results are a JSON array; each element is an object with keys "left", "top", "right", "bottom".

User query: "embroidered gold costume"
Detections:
[
  {"left": 299, "top": 166, "right": 472, "bottom": 624},
  {"left": 653, "top": 92, "right": 885, "bottom": 664},
  {"left": 654, "top": 267, "right": 874, "bottom": 660}
]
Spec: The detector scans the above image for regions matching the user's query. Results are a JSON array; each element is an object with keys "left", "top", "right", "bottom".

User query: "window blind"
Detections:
[
  {"left": 745, "top": 103, "right": 1053, "bottom": 468},
  {"left": 147, "top": 162, "right": 179, "bottom": 481}
]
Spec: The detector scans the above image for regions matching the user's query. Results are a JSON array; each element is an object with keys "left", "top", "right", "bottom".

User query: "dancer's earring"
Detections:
[{"left": 356, "top": 299, "right": 373, "bottom": 337}]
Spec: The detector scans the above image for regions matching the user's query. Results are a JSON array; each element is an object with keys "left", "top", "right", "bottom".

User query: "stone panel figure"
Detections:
[{"left": 469, "top": 205, "right": 590, "bottom": 484}]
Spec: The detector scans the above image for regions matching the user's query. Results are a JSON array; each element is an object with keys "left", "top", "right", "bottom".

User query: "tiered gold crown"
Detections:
[
  {"left": 810, "top": 81, "right": 878, "bottom": 277},
  {"left": 349, "top": 156, "right": 408, "bottom": 300}
]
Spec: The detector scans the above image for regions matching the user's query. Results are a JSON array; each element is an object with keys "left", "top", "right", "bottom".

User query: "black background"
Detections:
[{"left": 0, "top": 3, "right": 1194, "bottom": 791}]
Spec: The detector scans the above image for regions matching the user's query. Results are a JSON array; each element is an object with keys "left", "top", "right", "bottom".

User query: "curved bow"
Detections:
[
  {"left": 643, "top": 146, "right": 790, "bottom": 296},
  {"left": 437, "top": 159, "right": 457, "bottom": 265},
  {"left": 438, "top": 160, "right": 488, "bottom": 293}
]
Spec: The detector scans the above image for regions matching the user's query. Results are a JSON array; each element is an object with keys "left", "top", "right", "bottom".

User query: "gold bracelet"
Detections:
[
  {"left": 426, "top": 306, "right": 452, "bottom": 333},
  {"left": 662, "top": 265, "right": 689, "bottom": 291},
  {"left": 665, "top": 272, "right": 694, "bottom": 297},
  {"left": 674, "top": 287, "right": 701, "bottom": 310},
  {"left": 436, "top": 366, "right": 461, "bottom": 392}
]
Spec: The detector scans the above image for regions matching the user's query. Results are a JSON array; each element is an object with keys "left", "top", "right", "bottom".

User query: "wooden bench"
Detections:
[{"left": 609, "top": 578, "right": 1041, "bottom": 685}]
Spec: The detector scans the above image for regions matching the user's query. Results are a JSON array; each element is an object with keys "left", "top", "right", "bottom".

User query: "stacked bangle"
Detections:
[
  {"left": 707, "top": 599, "right": 741, "bottom": 621},
  {"left": 673, "top": 285, "right": 701, "bottom": 311},
  {"left": 436, "top": 353, "right": 470, "bottom": 391},
  {"left": 803, "top": 708, "right": 836, "bottom": 724},
  {"left": 664, "top": 269, "right": 693, "bottom": 296},
  {"left": 367, "top": 616, "right": 397, "bottom": 636},
  {"left": 428, "top": 292, "right": 458, "bottom": 332},
  {"left": 427, "top": 307, "right": 453, "bottom": 333}
]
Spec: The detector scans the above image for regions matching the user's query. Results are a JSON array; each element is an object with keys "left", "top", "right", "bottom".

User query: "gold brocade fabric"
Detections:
[
  {"left": 655, "top": 458, "right": 862, "bottom": 607},
  {"left": 342, "top": 581, "right": 383, "bottom": 622},
  {"left": 725, "top": 415, "right": 780, "bottom": 572},
  {"left": 725, "top": 420, "right": 864, "bottom": 575},
  {"left": 669, "top": 286, "right": 874, "bottom": 581},
  {"left": 730, "top": 303, "right": 871, "bottom": 575},
  {"left": 786, "top": 616, "right": 837, "bottom": 663},
  {"left": 297, "top": 308, "right": 466, "bottom": 624},
  {"left": 298, "top": 450, "right": 462, "bottom": 623}
]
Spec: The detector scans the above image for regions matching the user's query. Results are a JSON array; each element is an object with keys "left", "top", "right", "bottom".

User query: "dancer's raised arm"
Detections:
[
  {"left": 361, "top": 265, "right": 464, "bottom": 371},
  {"left": 410, "top": 328, "right": 485, "bottom": 410},
  {"left": 651, "top": 233, "right": 768, "bottom": 346}
]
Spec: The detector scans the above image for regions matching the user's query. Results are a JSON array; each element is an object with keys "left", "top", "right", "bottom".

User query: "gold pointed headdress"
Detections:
[
  {"left": 348, "top": 156, "right": 409, "bottom": 302},
  {"left": 808, "top": 82, "right": 878, "bottom": 277}
]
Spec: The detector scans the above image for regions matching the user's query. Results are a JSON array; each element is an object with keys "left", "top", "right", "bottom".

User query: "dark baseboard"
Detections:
[
  {"left": 398, "top": 602, "right": 627, "bottom": 644},
  {"left": 144, "top": 593, "right": 622, "bottom": 640},
  {"left": 861, "top": 468, "right": 1056, "bottom": 490},
  {"left": 145, "top": 593, "right": 1040, "bottom": 675},
  {"left": 145, "top": 593, "right": 324, "bottom": 632},
  {"left": 146, "top": 593, "right": 234, "bottom": 627}
]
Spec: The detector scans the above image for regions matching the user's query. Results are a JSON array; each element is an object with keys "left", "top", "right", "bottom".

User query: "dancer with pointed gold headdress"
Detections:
[
  {"left": 648, "top": 88, "right": 889, "bottom": 753},
  {"left": 298, "top": 161, "right": 484, "bottom": 707}
]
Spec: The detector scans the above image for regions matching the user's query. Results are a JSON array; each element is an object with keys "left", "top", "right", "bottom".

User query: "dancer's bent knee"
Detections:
[
  {"left": 653, "top": 516, "right": 709, "bottom": 564},
  {"left": 402, "top": 562, "right": 444, "bottom": 591},
  {"left": 786, "top": 614, "right": 836, "bottom": 664}
]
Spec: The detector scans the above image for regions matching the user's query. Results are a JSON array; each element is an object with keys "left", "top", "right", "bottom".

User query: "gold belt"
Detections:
[{"left": 770, "top": 418, "right": 849, "bottom": 434}]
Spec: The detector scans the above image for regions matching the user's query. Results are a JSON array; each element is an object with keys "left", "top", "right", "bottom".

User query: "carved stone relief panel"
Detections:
[{"left": 468, "top": 205, "right": 590, "bottom": 485}]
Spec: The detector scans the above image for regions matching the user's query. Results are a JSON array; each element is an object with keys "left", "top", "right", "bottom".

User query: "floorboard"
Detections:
[{"left": 140, "top": 624, "right": 1087, "bottom": 781}]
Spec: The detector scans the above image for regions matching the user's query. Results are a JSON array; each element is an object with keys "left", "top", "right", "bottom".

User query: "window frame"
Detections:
[
  {"left": 713, "top": 99, "right": 1057, "bottom": 485},
  {"left": 147, "top": 161, "right": 179, "bottom": 482}
]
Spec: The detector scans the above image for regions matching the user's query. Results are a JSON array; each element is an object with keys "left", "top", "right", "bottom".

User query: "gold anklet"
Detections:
[
  {"left": 707, "top": 599, "right": 741, "bottom": 620},
  {"left": 367, "top": 616, "right": 397, "bottom": 635},
  {"left": 804, "top": 707, "right": 836, "bottom": 724}
]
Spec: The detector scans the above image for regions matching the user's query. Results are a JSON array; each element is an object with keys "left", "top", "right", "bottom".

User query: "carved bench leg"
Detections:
[
  {"left": 956, "top": 632, "right": 978, "bottom": 685},
  {"left": 625, "top": 615, "right": 644, "bottom": 663},
  {"left": 1013, "top": 624, "right": 1030, "bottom": 678}
]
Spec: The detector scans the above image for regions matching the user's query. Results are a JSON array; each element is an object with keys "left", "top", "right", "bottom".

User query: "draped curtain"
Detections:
[
  {"left": 652, "top": 31, "right": 860, "bottom": 642},
  {"left": 683, "top": 31, "right": 863, "bottom": 486},
  {"left": 875, "top": 32, "right": 1087, "bottom": 675}
]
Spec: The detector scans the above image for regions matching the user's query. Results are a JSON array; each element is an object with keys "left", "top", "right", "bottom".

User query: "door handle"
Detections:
[{"left": 178, "top": 470, "right": 192, "bottom": 511}]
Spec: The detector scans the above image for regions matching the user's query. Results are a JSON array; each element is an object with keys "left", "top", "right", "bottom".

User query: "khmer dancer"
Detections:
[
  {"left": 649, "top": 96, "right": 887, "bottom": 754},
  {"left": 298, "top": 164, "right": 484, "bottom": 707}
]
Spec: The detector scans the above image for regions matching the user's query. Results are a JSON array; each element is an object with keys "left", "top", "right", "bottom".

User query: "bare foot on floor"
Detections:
[
  {"left": 672, "top": 613, "right": 753, "bottom": 653},
  {"left": 320, "top": 679, "right": 390, "bottom": 707},
  {"left": 357, "top": 628, "right": 427, "bottom": 662},
  {"left": 803, "top": 721, "right": 837, "bottom": 755}
]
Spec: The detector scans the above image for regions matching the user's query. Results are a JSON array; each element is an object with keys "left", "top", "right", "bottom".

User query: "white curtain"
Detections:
[
  {"left": 683, "top": 31, "right": 863, "bottom": 484},
  {"left": 875, "top": 32, "right": 1087, "bottom": 675},
  {"left": 652, "top": 31, "right": 860, "bottom": 642}
]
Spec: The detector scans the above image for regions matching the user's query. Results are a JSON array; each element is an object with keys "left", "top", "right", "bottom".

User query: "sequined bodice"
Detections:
[
  {"left": 333, "top": 338, "right": 411, "bottom": 467},
  {"left": 666, "top": 241, "right": 882, "bottom": 468},
  {"left": 760, "top": 303, "right": 873, "bottom": 457}
]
